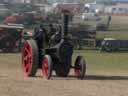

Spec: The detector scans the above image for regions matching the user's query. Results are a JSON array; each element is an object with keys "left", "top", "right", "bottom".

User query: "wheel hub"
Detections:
[{"left": 22, "top": 42, "right": 32, "bottom": 75}]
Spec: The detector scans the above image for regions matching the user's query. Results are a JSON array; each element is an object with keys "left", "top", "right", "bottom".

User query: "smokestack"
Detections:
[{"left": 61, "top": 10, "right": 70, "bottom": 37}]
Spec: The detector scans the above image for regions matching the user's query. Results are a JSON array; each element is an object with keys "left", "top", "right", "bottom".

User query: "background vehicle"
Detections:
[
  {"left": 4, "top": 13, "right": 24, "bottom": 24},
  {"left": 81, "top": 12, "right": 110, "bottom": 31},
  {"left": 0, "top": 24, "right": 24, "bottom": 52},
  {"left": 100, "top": 38, "right": 128, "bottom": 52}
]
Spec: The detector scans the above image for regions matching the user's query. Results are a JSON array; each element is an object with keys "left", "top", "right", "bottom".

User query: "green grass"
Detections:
[{"left": 97, "top": 31, "right": 128, "bottom": 40}]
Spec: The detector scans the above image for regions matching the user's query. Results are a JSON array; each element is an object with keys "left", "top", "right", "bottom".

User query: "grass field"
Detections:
[
  {"left": 1, "top": 50, "right": 128, "bottom": 76},
  {"left": 74, "top": 50, "right": 128, "bottom": 76},
  {"left": 97, "top": 15, "right": 128, "bottom": 40},
  {"left": 97, "top": 31, "right": 128, "bottom": 40},
  {"left": 110, "top": 16, "right": 128, "bottom": 31}
]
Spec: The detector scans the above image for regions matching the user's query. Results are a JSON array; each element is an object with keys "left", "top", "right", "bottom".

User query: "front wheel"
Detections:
[
  {"left": 42, "top": 55, "right": 53, "bottom": 80},
  {"left": 74, "top": 56, "right": 86, "bottom": 79}
]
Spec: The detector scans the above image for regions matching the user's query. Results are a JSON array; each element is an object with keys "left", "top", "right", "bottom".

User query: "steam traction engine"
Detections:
[{"left": 22, "top": 10, "right": 86, "bottom": 79}]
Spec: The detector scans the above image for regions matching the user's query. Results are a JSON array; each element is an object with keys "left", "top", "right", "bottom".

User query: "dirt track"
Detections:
[
  {"left": 0, "top": 65, "right": 128, "bottom": 96},
  {"left": 0, "top": 53, "right": 128, "bottom": 96}
]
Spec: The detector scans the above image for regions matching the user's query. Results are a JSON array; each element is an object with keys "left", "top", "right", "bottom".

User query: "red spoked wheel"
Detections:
[
  {"left": 74, "top": 56, "right": 86, "bottom": 79},
  {"left": 42, "top": 55, "right": 53, "bottom": 79},
  {"left": 22, "top": 40, "right": 38, "bottom": 77}
]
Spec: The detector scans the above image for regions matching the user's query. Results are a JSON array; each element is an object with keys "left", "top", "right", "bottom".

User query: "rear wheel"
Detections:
[
  {"left": 22, "top": 40, "right": 39, "bottom": 77},
  {"left": 74, "top": 56, "right": 86, "bottom": 79},
  {"left": 42, "top": 55, "right": 53, "bottom": 79}
]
